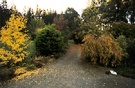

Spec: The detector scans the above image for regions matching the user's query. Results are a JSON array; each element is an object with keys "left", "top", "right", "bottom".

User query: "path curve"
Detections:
[{"left": 1, "top": 44, "right": 135, "bottom": 88}]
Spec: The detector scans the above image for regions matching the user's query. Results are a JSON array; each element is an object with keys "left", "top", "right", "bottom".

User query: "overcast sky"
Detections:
[{"left": 3, "top": 0, "right": 88, "bottom": 15}]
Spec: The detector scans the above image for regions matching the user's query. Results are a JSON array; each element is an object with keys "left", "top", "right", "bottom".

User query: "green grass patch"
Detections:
[
  {"left": 68, "top": 40, "right": 75, "bottom": 45},
  {"left": 26, "top": 64, "right": 37, "bottom": 71},
  {"left": 115, "top": 67, "right": 135, "bottom": 79}
]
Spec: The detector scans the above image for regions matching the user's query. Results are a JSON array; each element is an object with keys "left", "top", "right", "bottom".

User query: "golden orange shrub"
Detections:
[{"left": 82, "top": 34, "right": 122, "bottom": 67}]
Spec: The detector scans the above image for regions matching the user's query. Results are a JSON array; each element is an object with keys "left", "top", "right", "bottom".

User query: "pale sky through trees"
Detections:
[{"left": 4, "top": 0, "right": 88, "bottom": 14}]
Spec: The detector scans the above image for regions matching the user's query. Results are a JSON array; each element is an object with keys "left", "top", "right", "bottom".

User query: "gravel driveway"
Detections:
[{"left": 0, "top": 44, "right": 135, "bottom": 88}]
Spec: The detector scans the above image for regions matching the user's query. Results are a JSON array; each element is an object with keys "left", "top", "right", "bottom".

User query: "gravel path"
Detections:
[{"left": 0, "top": 44, "right": 135, "bottom": 88}]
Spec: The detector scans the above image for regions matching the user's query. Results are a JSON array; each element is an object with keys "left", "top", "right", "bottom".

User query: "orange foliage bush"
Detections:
[{"left": 82, "top": 34, "right": 122, "bottom": 67}]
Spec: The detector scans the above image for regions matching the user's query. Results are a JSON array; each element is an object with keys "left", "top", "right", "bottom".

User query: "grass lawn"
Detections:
[{"left": 115, "top": 67, "right": 135, "bottom": 79}]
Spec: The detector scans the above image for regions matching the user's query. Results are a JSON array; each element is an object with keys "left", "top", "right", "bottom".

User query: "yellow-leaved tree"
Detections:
[{"left": 0, "top": 14, "right": 29, "bottom": 67}]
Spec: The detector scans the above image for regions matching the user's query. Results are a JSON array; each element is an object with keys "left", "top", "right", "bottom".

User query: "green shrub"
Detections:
[
  {"left": 113, "top": 38, "right": 135, "bottom": 78},
  {"left": 24, "top": 41, "right": 36, "bottom": 63},
  {"left": 116, "top": 35, "right": 129, "bottom": 59},
  {"left": 111, "top": 22, "right": 135, "bottom": 38},
  {"left": 73, "top": 29, "right": 86, "bottom": 44},
  {"left": 35, "top": 25, "right": 64, "bottom": 57},
  {"left": 127, "top": 40, "right": 135, "bottom": 67},
  {"left": 82, "top": 34, "right": 122, "bottom": 67},
  {"left": 27, "top": 19, "right": 45, "bottom": 39},
  {"left": 116, "top": 36, "right": 135, "bottom": 67}
]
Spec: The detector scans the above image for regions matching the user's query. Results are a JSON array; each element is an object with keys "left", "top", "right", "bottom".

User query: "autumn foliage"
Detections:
[
  {"left": 0, "top": 14, "right": 30, "bottom": 67},
  {"left": 82, "top": 34, "right": 123, "bottom": 67}
]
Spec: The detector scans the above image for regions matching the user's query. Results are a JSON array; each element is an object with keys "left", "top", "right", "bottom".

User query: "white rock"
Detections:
[{"left": 110, "top": 70, "right": 117, "bottom": 75}]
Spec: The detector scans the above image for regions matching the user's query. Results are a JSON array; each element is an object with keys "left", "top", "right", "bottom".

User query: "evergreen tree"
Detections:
[
  {"left": 0, "top": 0, "right": 12, "bottom": 29},
  {"left": 42, "top": 9, "right": 57, "bottom": 25},
  {"left": 100, "top": 0, "right": 135, "bottom": 24},
  {"left": 82, "top": 1, "right": 104, "bottom": 37},
  {"left": 64, "top": 7, "right": 81, "bottom": 39}
]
